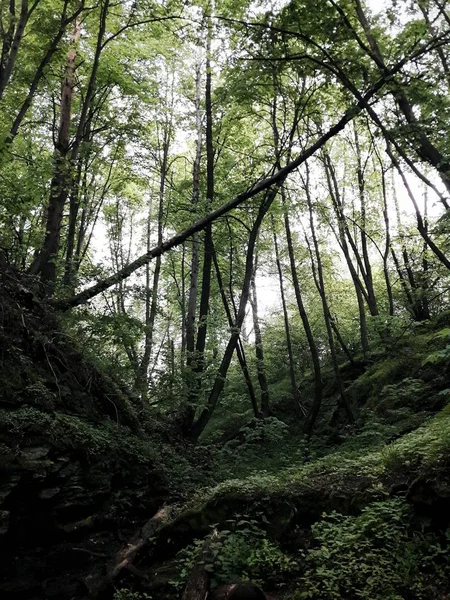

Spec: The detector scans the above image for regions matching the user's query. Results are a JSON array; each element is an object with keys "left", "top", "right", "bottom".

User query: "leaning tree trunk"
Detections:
[
  {"left": 213, "top": 244, "right": 260, "bottom": 418},
  {"left": 272, "top": 215, "right": 301, "bottom": 411},
  {"left": 249, "top": 255, "right": 270, "bottom": 418},
  {"left": 304, "top": 173, "right": 354, "bottom": 425},
  {"left": 352, "top": 0, "right": 450, "bottom": 194},
  {"left": 189, "top": 187, "right": 280, "bottom": 441}
]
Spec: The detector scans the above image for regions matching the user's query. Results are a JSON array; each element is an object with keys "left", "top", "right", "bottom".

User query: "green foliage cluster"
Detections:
[
  {"left": 0, "top": 407, "right": 154, "bottom": 462},
  {"left": 424, "top": 328, "right": 450, "bottom": 366},
  {"left": 295, "top": 499, "right": 449, "bottom": 600},
  {"left": 186, "top": 402, "right": 450, "bottom": 522},
  {"left": 215, "top": 417, "right": 292, "bottom": 476},
  {"left": 174, "top": 513, "right": 295, "bottom": 590}
]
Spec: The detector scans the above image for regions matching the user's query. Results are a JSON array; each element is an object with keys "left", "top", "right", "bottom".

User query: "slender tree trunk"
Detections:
[
  {"left": 185, "top": 63, "right": 203, "bottom": 361},
  {"left": 28, "top": 13, "right": 82, "bottom": 289},
  {"left": 6, "top": 0, "right": 84, "bottom": 144},
  {"left": 135, "top": 132, "right": 170, "bottom": 394},
  {"left": 272, "top": 215, "right": 301, "bottom": 410},
  {"left": 418, "top": 3, "right": 450, "bottom": 89},
  {"left": 387, "top": 142, "right": 450, "bottom": 272},
  {"left": 194, "top": 23, "right": 214, "bottom": 382},
  {"left": 0, "top": 0, "right": 31, "bottom": 99},
  {"left": 354, "top": 127, "right": 378, "bottom": 315},
  {"left": 63, "top": 154, "right": 84, "bottom": 286},
  {"left": 182, "top": 63, "right": 203, "bottom": 434},
  {"left": 304, "top": 174, "right": 355, "bottom": 425},
  {"left": 180, "top": 242, "right": 187, "bottom": 364},
  {"left": 249, "top": 256, "right": 270, "bottom": 418},
  {"left": 323, "top": 157, "right": 370, "bottom": 353},
  {"left": 379, "top": 161, "right": 395, "bottom": 316},
  {"left": 212, "top": 244, "right": 260, "bottom": 418},
  {"left": 324, "top": 153, "right": 379, "bottom": 316},
  {"left": 352, "top": 0, "right": 450, "bottom": 193},
  {"left": 189, "top": 188, "right": 279, "bottom": 441},
  {"left": 391, "top": 246, "right": 415, "bottom": 318},
  {"left": 282, "top": 194, "right": 323, "bottom": 435}
]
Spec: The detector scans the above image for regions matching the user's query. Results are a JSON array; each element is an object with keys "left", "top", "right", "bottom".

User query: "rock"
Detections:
[
  {"left": 20, "top": 446, "right": 51, "bottom": 461},
  {"left": 0, "top": 477, "right": 20, "bottom": 505},
  {"left": 57, "top": 515, "right": 95, "bottom": 533},
  {"left": 0, "top": 510, "right": 10, "bottom": 535},
  {"left": 39, "top": 487, "right": 61, "bottom": 500}
]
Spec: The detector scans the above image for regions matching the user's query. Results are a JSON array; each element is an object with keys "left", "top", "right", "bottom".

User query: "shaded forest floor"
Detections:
[{"left": 1, "top": 266, "right": 450, "bottom": 599}]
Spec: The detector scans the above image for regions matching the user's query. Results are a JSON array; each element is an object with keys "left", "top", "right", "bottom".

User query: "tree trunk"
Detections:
[
  {"left": 193, "top": 24, "right": 214, "bottom": 386},
  {"left": 323, "top": 153, "right": 379, "bottom": 316},
  {"left": 189, "top": 187, "right": 279, "bottom": 441},
  {"left": 28, "top": 13, "right": 82, "bottom": 289},
  {"left": 323, "top": 156, "right": 370, "bottom": 353},
  {"left": 7, "top": 1, "right": 85, "bottom": 144},
  {"left": 0, "top": 0, "right": 31, "bottom": 99},
  {"left": 352, "top": 0, "right": 450, "bottom": 193},
  {"left": 282, "top": 194, "right": 323, "bottom": 435},
  {"left": 135, "top": 129, "right": 170, "bottom": 395},
  {"left": 354, "top": 127, "right": 378, "bottom": 315},
  {"left": 272, "top": 215, "right": 301, "bottom": 410},
  {"left": 304, "top": 171, "right": 355, "bottom": 425},
  {"left": 185, "top": 63, "right": 203, "bottom": 360},
  {"left": 212, "top": 244, "right": 260, "bottom": 418},
  {"left": 249, "top": 256, "right": 270, "bottom": 418},
  {"left": 378, "top": 157, "right": 395, "bottom": 317},
  {"left": 182, "top": 62, "right": 203, "bottom": 433}
]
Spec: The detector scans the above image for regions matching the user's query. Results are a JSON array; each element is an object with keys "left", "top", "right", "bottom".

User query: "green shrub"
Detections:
[
  {"left": 173, "top": 513, "right": 295, "bottom": 589},
  {"left": 296, "top": 498, "right": 449, "bottom": 600}
]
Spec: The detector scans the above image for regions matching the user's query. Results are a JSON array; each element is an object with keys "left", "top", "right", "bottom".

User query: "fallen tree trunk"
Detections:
[{"left": 84, "top": 505, "right": 173, "bottom": 598}]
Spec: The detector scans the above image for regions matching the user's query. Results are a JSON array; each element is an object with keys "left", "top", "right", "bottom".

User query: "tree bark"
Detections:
[
  {"left": 6, "top": 0, "right": 84, "bottom": 144},
  {"left": 188, "top": 188, "right": 279, "bottom": 441},
  {"left": 84, "top": 506, "right": 172, "bottom": 598},
  {"left": 323, "top": 156, "right": 370, "bottom": 353},
  {"left": 0, "top": 0, "right": 34, "bottom": 99},
  {"left": 185, "top": 63, "right": 203, "bottom": 360},
  {"left": 212, "top": 244, "right": 260, "bottom": 418},
  {"left": 249, "top": 255, "right": 270, "bottom": 418},
  {"left": 28, "top": 12, "right": 82, "bottom": 289},
  {"left": 193, "top": 23, "right": 214, "bottom": 388},
  {"left": 282, "top": 194, "right": 324, "bottom": 435},
  {"left": 351, "top": 0, "right": 450, "bottom": 194},
  {"left": 135, "top": 127, "right": 170, "bottom": 395},
  {"left": 272, "top": 215, "right": 301, "bottom": 411},
  {"left": 304, "top": 169, "right": 355, "bottom": 425}
]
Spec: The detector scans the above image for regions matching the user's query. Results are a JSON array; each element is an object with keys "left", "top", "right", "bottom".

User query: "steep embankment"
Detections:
[
  {"left": 1, "top": 265, "right": 450, "bottom": 600},
  {"left": 110, "top": 327, "right": 450, "bottom": 599},
  {"left": 0, "top": 268, "right": 176, "bottom": 599}
]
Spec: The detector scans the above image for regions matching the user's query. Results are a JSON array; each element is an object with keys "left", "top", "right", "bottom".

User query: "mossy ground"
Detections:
[{"left": 2, "top": 266, "right": 450, "bottom": 599}]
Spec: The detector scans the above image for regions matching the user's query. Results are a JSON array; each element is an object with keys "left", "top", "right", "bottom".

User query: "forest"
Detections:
[{"left": 1, "top": 0, "right": 450, "bottom": 598}]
